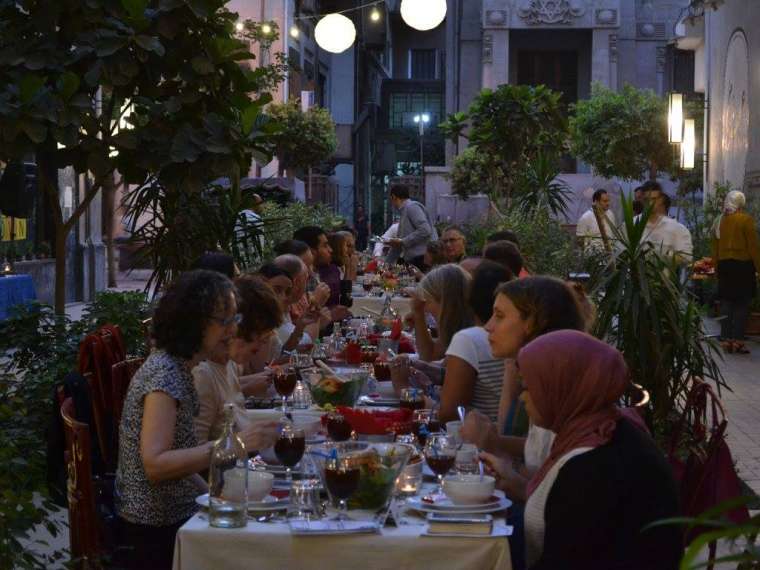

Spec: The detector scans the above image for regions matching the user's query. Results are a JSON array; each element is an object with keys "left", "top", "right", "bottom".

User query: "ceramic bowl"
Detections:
[
  {"left": 247, "top": 470, "right": 274, "bottom": 501},
  {"left": 442, "top": 474, "right": 496, "bottom": 505}
]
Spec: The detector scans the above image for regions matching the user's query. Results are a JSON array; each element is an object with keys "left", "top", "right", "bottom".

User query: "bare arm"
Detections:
[
  {"left": 438, "top": 356, "right": 476, "bottom": 423},
  {"left": 141, "top": 391, "right": 214, "bottom": 483}
]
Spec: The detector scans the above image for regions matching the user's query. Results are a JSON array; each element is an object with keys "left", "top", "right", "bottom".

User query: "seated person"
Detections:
[
  {"left": 441, "top": 225, "right": 467, "bottom": 263},
  {"left": 116, "top": 270, "right": 278, "bottom": 570},
  {"left": 483, "top": 240, "right": 529, "bottom": 278},
  {"left": 487, "top": 229, "right": 520, "bottom": 247},
  {"left": 193, "top": 275, "right": 283, "bottom": 443},
  {"left": 392, "top": 261, "right": 512, "bottom": 423},
  {"left": 483, "top": 331, "right": 681, "bottom": 570},
  {"left": 191, "top": 251, "right": 238, "bottom": 279}
]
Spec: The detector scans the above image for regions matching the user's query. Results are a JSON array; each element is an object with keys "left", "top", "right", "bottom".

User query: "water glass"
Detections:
[{"left": 290, "top": 478, "right": 322, "bottom": 520}]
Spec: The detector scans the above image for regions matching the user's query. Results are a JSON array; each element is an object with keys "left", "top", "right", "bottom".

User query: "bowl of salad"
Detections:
[{"left": 306, "top": 372, "right": 368, "bottom": 408}]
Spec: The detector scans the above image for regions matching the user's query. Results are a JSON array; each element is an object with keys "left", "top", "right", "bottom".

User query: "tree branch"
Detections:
[{"left": 63, "top": 178, "right": 104, "bottom": 234}]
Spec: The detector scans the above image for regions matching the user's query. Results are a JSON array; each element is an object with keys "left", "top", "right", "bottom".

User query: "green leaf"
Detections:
[
  {"left": 134, "top": 35, "right": 165, "bottom": 57},
  {"left": 184, "top": 0, "right": 210, "bottom": 19},
  {"left": 95, "top": 36, "right": 128, "bottom": 57},
  {"left": 56, "top": 72, "right": 80, "bottom": 101},
  {"left": 87, "top": 150, "right": 112, "bottom": 177},
  {"left": 121, "top": 0, "right": 148, "bottom": 19},
  {"left": 19, "top": 74, "right": 45, "bottom": 105},
  {"left": 241, "top": 94, "right": 272, "bottom": 135},
  {"left": 191, "top": 56, "right": 215, "bottom": 75}
]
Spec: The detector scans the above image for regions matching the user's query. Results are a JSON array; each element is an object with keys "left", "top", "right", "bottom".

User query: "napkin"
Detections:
[
  {"left": 420, "top": 524, "right": 514, "bottom": 538},
  {"left": 289, "top": 519, "right": 380, "bottom": 535}
]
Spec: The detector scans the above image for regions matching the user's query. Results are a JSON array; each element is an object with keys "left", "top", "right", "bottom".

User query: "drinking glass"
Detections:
[
  {"left": 324, "top": 453, "right": 360, "bottom": 521},
  {"left": 274, "top": 424, "right": 305, "bottom": 484},
  {"left": 412, "top": 409, "right": 440, "bottom": 447},
  {"left": 290, "top": 479, "right": 321, "bottom": 520},
  {"left": 424, "top": 433, "right": 458, "bottom": 496},
  {"left": 399, "top": 387, "right": 425, "bottom": 412},
  {"left": 274, "top": 366, "right": 298, "bottom": 412},
  {"left": 326, "top": 412, "right": 353, "bottom": 442}
]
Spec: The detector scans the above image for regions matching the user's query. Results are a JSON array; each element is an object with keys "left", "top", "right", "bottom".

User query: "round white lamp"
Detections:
[
  {"left": 315, "top": 13, "right": 357, "bottom": 54},
  {"left": 400, "top": 0, "right": 447, "bottom": 31}
]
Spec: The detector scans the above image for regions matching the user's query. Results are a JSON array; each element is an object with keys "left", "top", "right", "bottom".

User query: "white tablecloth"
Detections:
[
  {"left": 173, "top": 514, "right": 512, "bottom": 570},
  {"left": 352, "top": 295, "right": 412, "bottom": 318}
]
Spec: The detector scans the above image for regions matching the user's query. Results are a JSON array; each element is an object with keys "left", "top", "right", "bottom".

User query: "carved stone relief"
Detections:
[
  {"left": 609, "top": 33, "right": 618, "bottom": 63},
  {"left": 485, "top": 9, "right": 509, "bottom": 28},
  {"left": 656, "top": 46, "right": 666, "bottom": 72},
  {"left": 483, "top": 33, "right": 494, "bottom": 64},
  {"left": 721, "top": 31, "right": 750, "bottom": 190},
  {"left": 516, "top": 0, "right": 586, "bottom": 25}
]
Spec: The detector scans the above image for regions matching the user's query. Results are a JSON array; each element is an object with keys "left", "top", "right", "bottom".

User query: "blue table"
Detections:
[{"left": 0, "top": 274, "right": 37, "bottom": 320}]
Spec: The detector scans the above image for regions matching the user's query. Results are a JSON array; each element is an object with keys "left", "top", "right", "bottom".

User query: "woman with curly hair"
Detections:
[{"left": 116, "top": 270, "right": 276, "bottom": 570}]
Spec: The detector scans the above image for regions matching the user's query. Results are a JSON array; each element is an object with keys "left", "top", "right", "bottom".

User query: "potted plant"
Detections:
[{"left": 36, "top": 241, "right": 51, "bottom": 259}]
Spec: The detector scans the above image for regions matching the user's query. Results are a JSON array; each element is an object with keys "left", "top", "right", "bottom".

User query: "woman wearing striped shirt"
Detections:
[{"left": 439, "top": 261, "right": 513, "bottom": 423}]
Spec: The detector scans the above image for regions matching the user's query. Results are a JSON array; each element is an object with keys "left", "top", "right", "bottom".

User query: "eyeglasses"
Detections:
[
  {"left": 442, "top": 238, "right": 463, "bottom": 244},
  {"left": 212, "top": 313, "right": 242, "bottom": 327}
]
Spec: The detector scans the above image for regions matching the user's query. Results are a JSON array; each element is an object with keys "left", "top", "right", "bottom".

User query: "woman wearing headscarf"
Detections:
[
  {"left": 712, "top": 190, "right": 760, "bottom": 354},
  {"left": 483, "top": 330, "right": 681, "bottom": 570}
]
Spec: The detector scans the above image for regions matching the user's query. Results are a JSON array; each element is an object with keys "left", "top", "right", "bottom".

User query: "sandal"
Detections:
[{"left": 733, "top": 341, "right": 750, "bottom": 355}]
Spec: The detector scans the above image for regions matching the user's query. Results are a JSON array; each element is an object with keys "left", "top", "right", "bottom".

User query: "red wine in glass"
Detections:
[
  {"left": 399, "top": 399, "right": 425, "bottom": 412},
  {"left": 327, "top": 415, "right": 353, "bottom": 441},
  {"left": 425, "top": 454, "right": 456, "bottom": 477},
  {"left": 373, "top": 362, "right": 391, "bottom": 381},
  {"left": 274, "top": 368, "right": 297, "bottom": 411},
  {"left": 274, "top": 434, "right": 305, "bottom": 470},
  {"left": 427, "top": 419, "right": 442, "bottom": 433},
  {"left": 362, "top": 282, "right": 373, "bottom": 292},
  {"left": 325, "top": 467, "right": 360, "bottom": 500}
]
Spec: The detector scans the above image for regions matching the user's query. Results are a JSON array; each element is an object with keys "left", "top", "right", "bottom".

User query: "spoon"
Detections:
[
  {"left": 478, "top": 460, "right": 485, "bottom": 482},
  {"left": 457, "top": 405, "right": 466, "bottom": 423}
]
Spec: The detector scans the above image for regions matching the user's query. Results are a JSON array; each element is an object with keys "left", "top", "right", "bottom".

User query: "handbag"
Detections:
[{"left": 667, "top": 379, "right": 749, "bottom": 545}]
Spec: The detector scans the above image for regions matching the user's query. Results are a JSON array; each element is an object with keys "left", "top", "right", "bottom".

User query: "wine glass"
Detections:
[
  {"left": 412, "top": 408, "right": 440, "bottom": 447},
  {"left": 399, "top": 387, "right": 425, "bottom": 411},
  {"left": 326, "top": 412, "right": 353, "bottom": 442},
  {"left": 424, "top": 433, "right": 458, "bottom": 496},
  {"left": 274, "top": 366, "right": 298, "bottom": 412},
  {"left": 324, "top": 452, "right": 360, "bottom": 521},
  {"left": 274, "top": 424, "right": 305, "bottom": 484}
]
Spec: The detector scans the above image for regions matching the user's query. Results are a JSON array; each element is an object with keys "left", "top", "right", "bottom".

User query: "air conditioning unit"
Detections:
[{"left": 301, "top": 90, "right": 316, "bottom": 112}]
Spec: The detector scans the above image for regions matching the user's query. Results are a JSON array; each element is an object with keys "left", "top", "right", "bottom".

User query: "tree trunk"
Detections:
[
  {"left": 103, "top": 173, "right": 118, "bottom": 288},
  {"left": 649, "top": 162, "right": 658, "bottom": 181},
  {"left": 36, "top": 152, "right": 67, "bottom": 314}
]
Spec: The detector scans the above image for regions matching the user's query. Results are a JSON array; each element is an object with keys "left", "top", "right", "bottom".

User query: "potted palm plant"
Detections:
[{"left": 590, "top": 195, "right": 726, "bottom": 431}]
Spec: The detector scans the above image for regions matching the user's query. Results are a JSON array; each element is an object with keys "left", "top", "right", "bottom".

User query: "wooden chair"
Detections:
[
  {"left": 61, "top": 397, "right": 101, "bottom": 567},
  {"left": 111, "top": 357, "right": 145, "bottom": 450}
]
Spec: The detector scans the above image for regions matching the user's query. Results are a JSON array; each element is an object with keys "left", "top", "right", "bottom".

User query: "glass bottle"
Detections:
[
  {"left": 208, "top": 404, "right": 248, "bottom": 528},
  {"left": 378, "top": 294, "right": 395, "bottom": 332}
]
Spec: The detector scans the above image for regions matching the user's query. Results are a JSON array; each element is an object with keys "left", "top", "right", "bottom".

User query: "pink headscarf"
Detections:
[{"left": 518, "top": 330, "right": 630, "bottom": 497}]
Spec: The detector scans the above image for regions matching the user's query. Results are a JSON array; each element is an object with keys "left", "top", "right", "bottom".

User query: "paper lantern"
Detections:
[
  {"left": 400, "top": 0, "right": 447, "bottom": 31},
  {"left": 315, "top": 13, "right": 356, "bottom": 54},
  {"left": 680, "top": 119, "right": 696, "bottom": 169},
  {"left": 668, "top": 93, "right": 683, "bottom": 143}
]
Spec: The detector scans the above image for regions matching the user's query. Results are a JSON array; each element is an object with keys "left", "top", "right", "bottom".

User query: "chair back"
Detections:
[
  {"left": 111, "top": 357, "right": 145, "bottom": 448},
  {"left": 78, "top": 325, "right": 126, "bottom": 472},
  {"left": 61, "top": 397, "right": 100, "bottom": 566}
]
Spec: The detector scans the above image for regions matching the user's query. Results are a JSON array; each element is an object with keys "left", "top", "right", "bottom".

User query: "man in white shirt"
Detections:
[
  {"left": 576, "top": 189, "right": 615, "bottom": 252},
  {"left": 640, "top": 183, "right": 692, "bottom": 264}
]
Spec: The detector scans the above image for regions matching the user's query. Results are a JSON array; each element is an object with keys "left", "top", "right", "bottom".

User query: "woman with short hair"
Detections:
[{"left": 116, "top": 270, "right": 275, "bottom": 570}]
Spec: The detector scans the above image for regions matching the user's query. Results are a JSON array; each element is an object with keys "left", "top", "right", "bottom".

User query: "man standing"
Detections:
[
  {"left": 236, "top": 193, "right": 264, "bottom": 264},
  {"left": 386, "top": 184, "right": 437, "bottom": 269},
  {"left": 576, "top": 189, "right": 616, "bottom": 252},
  {"left": 354, "top": 205, "right": 369, "bottom": 252},
  {"left": 640, "top": 182, "right": 693, "bottom": 264},
  {"left": 441, "top": 226, "right": 467, "bottom": 263}
]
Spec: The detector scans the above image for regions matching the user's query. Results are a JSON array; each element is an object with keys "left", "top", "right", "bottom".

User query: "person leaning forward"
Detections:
[{"left": 386, "top": 184, "right": 438, "bottom": 269}]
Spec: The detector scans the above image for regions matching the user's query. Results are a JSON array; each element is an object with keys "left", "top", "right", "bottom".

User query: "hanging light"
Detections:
[
  {"left": 680, "top": 119, "right": 696, "bottom": 169},
  {"left": 235, "top": 21, "right": 245, "bottom": 32},
  {"left": 400, "top": 0, "right": 447, "bottom": 31},
  {"left": 315, "top": 13, "right": 356, "bottom": 54},
  {"left": 370, "top": 5, "right": 381, "bottom": 22},
  {"left": 668, "top": 92, "right": 683, "bottom": 143},
  {"left": 261, "top": 23, "right": 272, "bottom": 35},
  {"left": 290, "top": 25, "right": 300, "bottom": 38}
]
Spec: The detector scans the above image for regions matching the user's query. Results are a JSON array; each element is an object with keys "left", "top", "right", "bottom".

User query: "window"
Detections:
[
  {"left": 389, "top": 92, "right": 443, "bottom": 128},
  {"left": 409, "top": 49, "right": 437, "bottom": 80}
]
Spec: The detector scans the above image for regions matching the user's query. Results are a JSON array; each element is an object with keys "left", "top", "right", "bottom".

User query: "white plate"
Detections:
[
  {"left": 195, "top": 493, "right": 289, "bottom": 511},
  {"left": 407, "top": 492, "right": 511, "bottom": 515},
  {"left": 359, "top": 396, "right": 400, "bottom": 407}
]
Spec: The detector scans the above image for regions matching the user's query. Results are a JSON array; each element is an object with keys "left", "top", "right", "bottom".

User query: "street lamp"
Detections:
[
  {"left": 680, "top": 119, "right": 696, "bottom": 169},
  {"left": 413, "top": 113, "right": 431, "bottom": 198},
  {"left": 668, "top": 92, "right": 684, "bottom": 144}
]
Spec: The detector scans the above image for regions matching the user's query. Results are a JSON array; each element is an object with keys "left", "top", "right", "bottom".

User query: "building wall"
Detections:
[{"left": 702, "top": 1, "right": 760, "bottom": 196}]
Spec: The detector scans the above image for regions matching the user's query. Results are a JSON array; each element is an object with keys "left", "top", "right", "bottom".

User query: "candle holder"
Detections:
[
  {"left": 1, "top": 260, "right": 12, "bottom": 276},
  {"left": 395, "top": 457, "right": 423, "bottom": 496}
]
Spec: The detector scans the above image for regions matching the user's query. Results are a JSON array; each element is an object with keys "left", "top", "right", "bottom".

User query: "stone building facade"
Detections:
[{"left": 433, "top": 0, "right": 695, "bottom": 222}]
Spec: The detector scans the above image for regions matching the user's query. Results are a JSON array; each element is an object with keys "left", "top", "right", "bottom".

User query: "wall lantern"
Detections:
[
  {"left": 680, "top": 119, "right": 696, "bottom": 169},
  {"left": 400, "top": 0, "right": 447, "bottom": 31},
  {"left": 668, "top": 92, "right": 684, "bottom": 143}
]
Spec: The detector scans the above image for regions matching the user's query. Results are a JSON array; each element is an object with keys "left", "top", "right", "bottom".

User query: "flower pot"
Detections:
[{"left": 746, "top": 312, "right": 760, "bottom": 336}]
